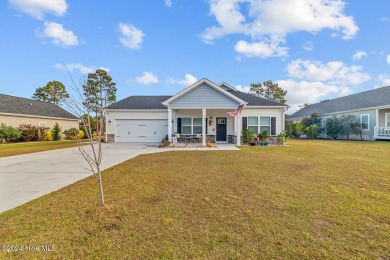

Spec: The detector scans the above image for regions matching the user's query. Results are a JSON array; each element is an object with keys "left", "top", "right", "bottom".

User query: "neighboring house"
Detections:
[
  {"left": 105, "top": 78, "right": 288, "bottom": 145},
  {"left": 288, "top": 86, "right": 390, "bottom": 141},
  {"left": 0, "top": 94, "right": 79, "bottom": 130}
]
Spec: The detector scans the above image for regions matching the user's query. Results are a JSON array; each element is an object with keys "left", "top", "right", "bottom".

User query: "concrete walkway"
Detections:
[{"left": 0, "top": 143, "right": 238, "bottom": 213}]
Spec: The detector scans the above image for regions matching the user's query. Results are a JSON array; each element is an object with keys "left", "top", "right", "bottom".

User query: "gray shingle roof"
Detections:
[
  {"left": 227, "top": 90, "right": 287, "bottom": 106},
  {"left": 106, "top": 96, "right": 172, "bottom": 109},
  {"left": 289, "top": 86, "right": 390, "bottom": 119},
  {"left": 0, "top": 94, "right": 77, "bottom": 119},
  {"left": 107, "top": 91, "right": 286, "bottom": 110}
]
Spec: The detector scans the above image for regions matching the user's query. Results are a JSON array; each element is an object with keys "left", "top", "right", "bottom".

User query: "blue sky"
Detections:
[{"left": 1, "top": 0, "right": 390, "bottom": 111}]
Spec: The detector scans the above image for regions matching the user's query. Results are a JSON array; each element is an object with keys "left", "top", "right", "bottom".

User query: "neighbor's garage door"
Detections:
[{"left": 115, "top": 119, "right": 168, "bottom": 142}]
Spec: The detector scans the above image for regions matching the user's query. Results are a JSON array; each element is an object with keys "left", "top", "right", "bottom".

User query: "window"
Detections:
[
  {"left": 247, "top": 116, "right": 271, "bottom": 134},
  {"left": 259, "top": 116, "right": 271, "bottom": 134},
  {"left": 39, "top": 122, "right": 46, "bottom": 128},
  {"left": 386, "top": 113, "right": 390, "bottom": 128},
  {"left": 193, "top": 118, "right": 202, "bottom": 134},
  {"left": 248, "top": 117, "right": 258, "bottom": 134},
  {"left": 181, "top": 117, "right": 203, "bottom": 134},
  {"left": 361, "top": 114, "right": 369, "bottom": 130}
]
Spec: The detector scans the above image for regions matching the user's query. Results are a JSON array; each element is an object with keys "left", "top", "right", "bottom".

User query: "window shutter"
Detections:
[
  {"left": 242, "top": 117, "right": 247, "bottom": 131},
  {"left": 177, "top": 118, "right": 182, "bottom": 134},
  {"left": 205, "top": 118, "right": 208, "bottom": 134},
  {"left": 271, "top": 117, "right": 276, "bottom": 135}
]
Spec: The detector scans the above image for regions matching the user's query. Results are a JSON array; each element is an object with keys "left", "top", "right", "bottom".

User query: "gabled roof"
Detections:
[
  {"left": 0, "top": 94, "right": 77, "bottom": 120},
  {"left": 162, "top": 78, "right": 246, "bottom": 106},
  {"left": 289, "top": 86, "right": 390, "bottom": 119},
  {"left": 227, "top": 90, "right": 288, "bottom": 107},
  {"left": 106, "top": 96, "right": 171, "bottom": 110}
]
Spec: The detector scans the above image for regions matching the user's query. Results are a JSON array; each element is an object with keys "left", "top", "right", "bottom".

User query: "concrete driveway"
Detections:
[{"left": 0, "top": 143, "right": 160, "bottom": 213}]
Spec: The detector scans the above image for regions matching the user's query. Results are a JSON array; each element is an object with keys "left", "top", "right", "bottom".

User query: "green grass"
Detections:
[
  {"left": 0, "top": 139, "right": 389, "bottom": 259},
  {"left": 0, "top": 141, "right": 80, "bottom": 157}
]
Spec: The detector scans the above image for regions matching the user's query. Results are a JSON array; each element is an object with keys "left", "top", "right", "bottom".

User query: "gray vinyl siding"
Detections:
[
  {"left": 169, "top": 83, "right": 239, "bottom": 108},
  {"left": 318, "top": 109, "right": 377, "bottom": 140}
]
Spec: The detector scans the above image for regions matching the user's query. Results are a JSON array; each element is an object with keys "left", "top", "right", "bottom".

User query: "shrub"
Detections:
[
  {"left": 45, "top": 130, "right": 53, "bottom": 141},
  {"left": 289, "top": 122, "right": 304, "bottom": 138},
  {"left": 258, "top": 130, "right": 269, "bottom": 142},
  {"left": 326, "top": 116, "right": 342, "bottom": 139},
  {"left": 277, "top": 131, "right": 289, "bottom": 145},
  {"left": 301, "top": 113, "right": 322, "bottom": 128},
  {"left": 63, "top": 128, "right": 79, "bottom": 140},
  {"left": 52, "top": 122, "right": 62, "bottom": 140},
  {"left": 18, "top": 124, "right": 38, "bottom": 142},
  {"left": 38, "top": 127, "right": 50, "bottom": 141},
  {"left": 159, "top": 135, "right": 170, "bottom": 147},
  {"left": 242, "top": 128, "right": 254, "bottom": 145},
  {"left": 305, "top": 124, "right": 320, "bottom": 139},
  {"left": 0, "top": 123, "right": 21, "bottom": 143},
  {"left": 78, "top": 130, "right": 84, "bottom": 139}
]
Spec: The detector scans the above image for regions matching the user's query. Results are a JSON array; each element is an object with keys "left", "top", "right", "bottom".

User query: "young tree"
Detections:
[
  {"left": 249, "top": 80, "right": 287, "bottom": 104},
  {"left": 52, "top": 122, "right": 62, "bottom": 140},
  {"left": 65, "top": 69, "right": 117, "bottom": 206},
  {"left": 301, "top": 113, "right": 322, "bottom": 128},
  {"left": 326, "top": 116, "right": 342, "bottom": 139},
  {"left": 339, "top": 114, "right": 357, "bottom": 140},
  {"left": 32, "top": 81, "right": 69, "bottom": 105}
]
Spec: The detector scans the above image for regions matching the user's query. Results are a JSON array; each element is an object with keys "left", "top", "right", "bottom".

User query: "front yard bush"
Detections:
[
  {"left": 0, "top": 123, "right": 21, "bottom": 143},
  {"left": 242, "top": 128, "right": 254, "bottom": 145},
  {"left": 289, "top": 122, "right": 304, "bottom": 138},
  {"left": 305, "top": 124, "right": 320, "bottom": 139},
  {"left": 18, "top": 124, "right": 39, "bottom": 142},
  {"left": 63, "top": 128, "right": 79, "bottom": 140},
  {"left": 326, "top": 116, "right": 342, "bottom": 139}
]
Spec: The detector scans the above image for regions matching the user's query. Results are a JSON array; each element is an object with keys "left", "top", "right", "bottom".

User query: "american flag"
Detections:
[{"left": 227, "top": 104, "right": 244, "bottom": 117}]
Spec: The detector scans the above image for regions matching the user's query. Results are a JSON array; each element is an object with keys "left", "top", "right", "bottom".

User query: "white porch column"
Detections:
[
  {"left": 202, "top": 108, "right": 206, "bottom": 146},
  {"left": 168, "top": 108, "right": 172, "bottom": 143},
  {"left": 236, "top": 115, "right": 241, "bottom": 146}
]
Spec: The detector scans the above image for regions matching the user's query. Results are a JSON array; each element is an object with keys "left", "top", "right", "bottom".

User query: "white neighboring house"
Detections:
[
  {"left": 105, "top": 78, "right": 288, "bottom": 145},
  {"left": 288, "top": 86, "right": 390, "bottom": 141}
]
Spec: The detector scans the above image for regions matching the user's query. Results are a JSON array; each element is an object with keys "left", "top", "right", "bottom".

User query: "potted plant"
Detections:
[{"left": 258, "top": 130, "right": 269, "bottom": 146}]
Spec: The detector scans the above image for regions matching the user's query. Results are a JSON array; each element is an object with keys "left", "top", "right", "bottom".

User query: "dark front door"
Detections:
[{"left": 216, "top": 117, "right": 227, "bottom": 142}]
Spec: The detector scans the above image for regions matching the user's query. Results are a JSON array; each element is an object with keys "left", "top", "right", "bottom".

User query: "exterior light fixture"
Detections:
[{"left": 209, "top": 116, "right": 214, "bottom": 126}]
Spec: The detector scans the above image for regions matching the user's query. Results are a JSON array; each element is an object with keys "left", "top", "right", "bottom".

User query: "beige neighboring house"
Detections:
[{"left": 0, "top": 94, "right": 79, "bottom": 130}]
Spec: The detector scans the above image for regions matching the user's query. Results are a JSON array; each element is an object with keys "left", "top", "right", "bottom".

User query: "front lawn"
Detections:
[
  {"left": 0, "top": 140, "right": 389, "bottom": 258},
  {"left": 0, "top": 141, "right": 79, "bottom": 158}
]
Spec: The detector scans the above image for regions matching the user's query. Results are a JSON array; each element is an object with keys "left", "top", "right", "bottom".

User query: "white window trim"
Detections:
[
  {"left": 361, "top": 114, "right": 369, "bottom": 131},
  {"left": 385, "top": 113, "right": 390, "bottom": 128},
  {"left": 182, "top": 117, "right": 203, "bottom": 135},
  {"left": 247, "top": 116, "right": 271, "bottom": 134},
  {"left": 39, "top": 122, "right": 46, "bottom": 128}
]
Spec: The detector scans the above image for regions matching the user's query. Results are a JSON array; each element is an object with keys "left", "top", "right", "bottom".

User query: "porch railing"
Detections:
[{"left": 375, "top": 126, "right": 390, "bottom": 137}]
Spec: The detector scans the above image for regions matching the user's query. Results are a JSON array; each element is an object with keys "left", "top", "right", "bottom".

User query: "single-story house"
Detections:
[
  {"left": 288, "top": 86, "right": 390, "bottom": 140},
  {"left": 0, "top": 94, "right": 79, "bottom": 130},
  {"left": 105, "top": 78, "right": 288, "bottom": 145}
]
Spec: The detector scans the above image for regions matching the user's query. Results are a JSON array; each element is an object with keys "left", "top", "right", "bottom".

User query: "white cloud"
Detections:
[
  {"left": 38, "top": 22, "right": 78, "bottom": 47},
  {"left": 234, "top": 40, "right": 288, "bottom": 58},
  {"left": 167, "top": 74, "right": 198, "bottom": 86},
  {"left": 277, "top": 79, "right": 352, "bottom": 112},
  {"left": 377, "top": 75, "right": 390, "bottom": 88},
  {"left": 135, "top": 72, "right": 159, "bottom": 85},
  {"left": 164, "top": 0, "right": 172, "bottom": 7},
  {"left": 381, "top": 17, "right": 388, "bottom": 22},
  {"left": 387, "top": 55, "right": 390, "bottom": 65},
  {"left": 202, "top": 0, "right": 358, "bottom": 57},
  {"left": 9, "top": 0, "right": 67, "bottom": 20},
  {"left": 302, "top": 41, "right": 314, "bottom": 51},
  {"left": 234, "top": 85, "right": 250, "bottom": 93},
  {"left": 55, "top": 63, "right": 110, "bottom": 74},
  {"left": 352, "top": 50, "right": 367, "bottom": 60},
  {"left": 118, "top": 23, "right": 145, "bottom": 49},
  {"left": 287, "top": 59, "right": 371, "bottom": 85}
]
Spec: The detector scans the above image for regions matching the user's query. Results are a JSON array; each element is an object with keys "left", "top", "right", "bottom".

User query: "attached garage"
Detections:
[{"left": 115, "top": 119, "right": 168, "bottom": 143}]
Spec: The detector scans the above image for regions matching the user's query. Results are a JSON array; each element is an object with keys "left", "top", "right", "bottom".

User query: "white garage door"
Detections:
[{"left": 115, "top": 119, "right": 168, "bottom": 142}]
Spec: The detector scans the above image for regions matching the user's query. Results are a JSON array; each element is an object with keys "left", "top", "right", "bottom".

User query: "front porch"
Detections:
[
  {"left": 167, "top": 108, "right": 241, "bottom": 146},
  {"left": 374, "top": 108, "right": 390, "bottom": 140}
]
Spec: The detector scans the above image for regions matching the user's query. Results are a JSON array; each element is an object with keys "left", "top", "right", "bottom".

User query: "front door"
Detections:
[{"left": 216, "top": 117, "right": 227, "bottom": 142}]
